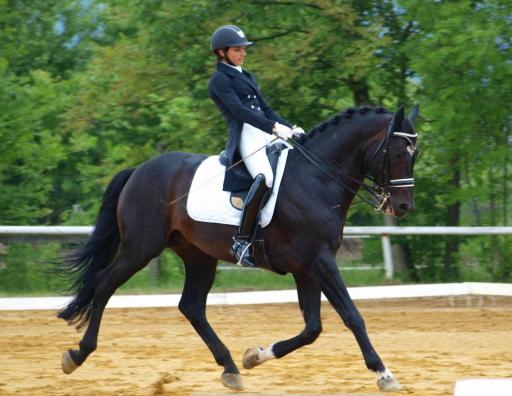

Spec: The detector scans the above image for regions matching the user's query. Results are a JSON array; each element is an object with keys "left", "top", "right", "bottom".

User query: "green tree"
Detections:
[
  {"left": 0, "top": 66, "right": 67, "bottom": 223},
  {"left": 0, "top": 0, "right": 111, "bottom": 224},
  {"left": 399, "top": 0, "right": 512, "bottom": 280},
  {"left": 2, "top": 0, "right": 511, "bottom": 284}
]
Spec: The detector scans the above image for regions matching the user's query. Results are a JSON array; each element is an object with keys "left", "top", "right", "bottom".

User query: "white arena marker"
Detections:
[
  {"left": 454, "top": 379, "right": 512, "bottom": 396},
  {"left": 2, "top": 282, "right": 512, "bottom": 311}
]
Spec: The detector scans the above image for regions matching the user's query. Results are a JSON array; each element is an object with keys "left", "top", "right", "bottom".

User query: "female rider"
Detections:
[{"left": 208, "top": 25, "right": 304, "bottom": 267}]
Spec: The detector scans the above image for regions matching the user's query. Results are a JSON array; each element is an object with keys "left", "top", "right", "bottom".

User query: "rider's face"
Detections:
[{"left": 221, "top": 46, "right": 246, "bottom": 66}]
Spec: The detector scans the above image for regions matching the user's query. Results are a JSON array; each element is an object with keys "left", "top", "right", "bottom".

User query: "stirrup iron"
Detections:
[
  {"left": 231, "top": 237, "right": 256, "bottom": 268},
  {"left": 236, "top": 241, "right": 253, "bottom": 267}
]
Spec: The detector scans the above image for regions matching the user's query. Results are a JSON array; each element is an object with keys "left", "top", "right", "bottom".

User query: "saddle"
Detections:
[
  {"left": 219, "top": 142, "right": 288, "bottom": 210},
  {"left": 186, "top": 142, "right": 290, "bottom": 275}
]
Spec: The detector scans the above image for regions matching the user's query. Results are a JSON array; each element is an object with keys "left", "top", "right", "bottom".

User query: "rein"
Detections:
[
  {"left": 289, "top": 120, "right": 417, "bottom": 212},
  {"left": 289, "top": 138, "right": 385, "bottom": 210}
]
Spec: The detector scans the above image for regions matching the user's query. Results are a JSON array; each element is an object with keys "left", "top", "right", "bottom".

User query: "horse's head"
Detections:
[{"left": 366, "top": 106, "right": 419, "bottom": 218}]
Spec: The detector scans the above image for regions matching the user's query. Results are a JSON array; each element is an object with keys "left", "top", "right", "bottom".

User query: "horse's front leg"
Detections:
[
  {"left": 316, "top": 251, "right": 402, "bottom": 392},
  {"left": 243, "top": 272, "right": 322, "bottom": 369}
]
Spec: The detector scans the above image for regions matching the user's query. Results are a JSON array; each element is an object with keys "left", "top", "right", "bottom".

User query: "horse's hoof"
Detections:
[
  {"left": 243, "top": 347, "right": 262, "bottom": 369},
  {"left": 61, "top": 350, "right": 78, "bottom": 374},
  {"left": 221, "top": 373, "right": 243, "bottom": 390},
  {"left": 377, "top": 376, "right": 403, "bottom": 392}
]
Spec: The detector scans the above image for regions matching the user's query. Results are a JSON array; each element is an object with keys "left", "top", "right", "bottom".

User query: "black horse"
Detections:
[{"left": 57, "top": 105, "right": 419, "bottom": 392}]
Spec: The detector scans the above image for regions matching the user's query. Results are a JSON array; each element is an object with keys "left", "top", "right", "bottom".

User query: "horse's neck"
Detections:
[
  {"left": 296, "top": 124, "right": 365, "bottom": 182},
  {"left": 286, "top": 116, "right": 383, "bottom": 211},
  {"left": 304, "top": 114, "right": 387, "bottom": 175}
]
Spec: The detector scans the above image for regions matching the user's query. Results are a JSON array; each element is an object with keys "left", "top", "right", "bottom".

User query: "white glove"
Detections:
[
  {"left": 291, "top": 126, "right": 305, "bottom": 136},
  {"left": 272, "top": 122, "right": 293, "bottom": 141}
]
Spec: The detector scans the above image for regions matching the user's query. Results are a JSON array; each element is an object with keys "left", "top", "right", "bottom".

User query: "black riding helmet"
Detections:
[{"left": 210, "top": 25, "right": 253, "bottom": 52}]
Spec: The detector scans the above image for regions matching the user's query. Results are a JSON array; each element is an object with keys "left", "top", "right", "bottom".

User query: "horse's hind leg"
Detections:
[
  {"left": 62, "top": 244, "right": 159, "bottom": 373},
  {"left": 316, "top": 252, "right": 403, "bottom": 392},
  {"left": 174, "top": 244, "right": 242, "bottom": 390},
  {"left": 243, "top": 272, "right": 322, "bottom": 369}
]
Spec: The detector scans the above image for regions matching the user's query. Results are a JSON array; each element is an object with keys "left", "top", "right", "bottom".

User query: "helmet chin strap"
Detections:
[{"left": 222, "top": 47, "right": 236, "bottom": 66}]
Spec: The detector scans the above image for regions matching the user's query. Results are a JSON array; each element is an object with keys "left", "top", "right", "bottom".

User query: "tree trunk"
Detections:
[
  {"left": 443, "top": 156, "right": 461, "bottom": 281},
  {"left": 503, "top": 122, "right": 509, "bottom": 226},
  {"left": 347, "top": 77, "right": 372, "bottom": 106}
]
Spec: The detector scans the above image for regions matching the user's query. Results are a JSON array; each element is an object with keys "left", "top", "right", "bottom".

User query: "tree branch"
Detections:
[
  {"left": 253, "top": 0, "right": 323, "bottom": 9},
  {"left": 254, "top": 29, "right": 309, "bottom": 42}
]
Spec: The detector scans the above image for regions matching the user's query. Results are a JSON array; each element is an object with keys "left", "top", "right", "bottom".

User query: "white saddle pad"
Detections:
[{"left": 186, "top": 148, "right": 290, "bottom": 227}]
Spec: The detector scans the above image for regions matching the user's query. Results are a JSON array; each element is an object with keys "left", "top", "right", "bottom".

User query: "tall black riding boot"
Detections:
[{"left": 231, "top": 173, "right": 269, "bottom": 267}]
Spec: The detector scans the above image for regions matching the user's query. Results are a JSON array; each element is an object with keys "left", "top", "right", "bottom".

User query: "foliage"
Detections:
[
  {"left": 0, "top": 0, "right": 511, "bottom": 291},
  {"left": 0, "top": 243, "right": 65, "bottom": 294}
]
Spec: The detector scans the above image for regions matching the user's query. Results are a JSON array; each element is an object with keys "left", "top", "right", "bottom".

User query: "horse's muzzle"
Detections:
[{"left": 390, "top": 199, "right": 414, "bottom": 218}]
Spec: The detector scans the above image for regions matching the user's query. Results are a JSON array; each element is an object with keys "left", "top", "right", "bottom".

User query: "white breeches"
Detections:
[{"left": 239, "top": 123, "right": 277, "bottom": 188}]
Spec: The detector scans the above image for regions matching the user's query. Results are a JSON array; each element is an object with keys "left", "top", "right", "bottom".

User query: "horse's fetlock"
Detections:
[
  {"left": 302, "top": 324, "right": 322, "bottom": 344},
  {"left": 68, "top": 349, "right": 85, "bottom": 366},
  {"left": 214, "top": 349, "right": 232, "bottom": 367},
  {"left": 79, "top": 340, "right": 97, "bottom": 354},
  {"left": 377, "top": 368, "right": 394, "bottom": 380},
  {"left": 366, "top": 356, "right": 385, "bottom": 372}
]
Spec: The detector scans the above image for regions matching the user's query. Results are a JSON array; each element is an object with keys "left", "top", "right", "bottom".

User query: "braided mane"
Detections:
[{"left": 296, "top": 106, "right": 390, "bottom": 144}]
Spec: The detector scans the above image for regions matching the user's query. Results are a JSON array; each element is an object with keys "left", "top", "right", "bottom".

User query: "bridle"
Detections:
[
  {"left": 364, "top": 123, "right": 418, "bottom": 210},
  {"left": 290, "top": 116, "right": 418, "bottom": 212}
]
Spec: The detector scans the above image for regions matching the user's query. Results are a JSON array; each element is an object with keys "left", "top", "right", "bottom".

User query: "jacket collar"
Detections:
[{"left": 217, "top": 62, "right": 259, "bottom": 93}]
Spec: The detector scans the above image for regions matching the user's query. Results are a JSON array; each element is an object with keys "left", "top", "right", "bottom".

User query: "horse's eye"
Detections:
[{"left": 394, "top": 153, "right": 402, "bottom": 160}]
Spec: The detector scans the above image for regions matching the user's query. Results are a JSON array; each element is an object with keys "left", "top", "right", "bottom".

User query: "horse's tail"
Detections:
[{"left": 56, "top": 168, "right": 135, "bottom": 329}]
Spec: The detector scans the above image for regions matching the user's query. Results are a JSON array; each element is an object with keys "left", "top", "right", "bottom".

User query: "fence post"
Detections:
[
  {"left": 149, "top": 257, "right": 160, "bottom": 286},
  {"left": 381, "top": 234, "right": 394, "bottom": 279}
]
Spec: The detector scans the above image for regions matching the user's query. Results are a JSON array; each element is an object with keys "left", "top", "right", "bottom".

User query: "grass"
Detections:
[
  {"left": 0, "top": 240, "right": 392, "bottom": 297},
  {"left": 117, "top": 260, "right": 388, "bottom": 295},
  {"left": 0, "top": 261, "right": 388, "bottom": 297}
]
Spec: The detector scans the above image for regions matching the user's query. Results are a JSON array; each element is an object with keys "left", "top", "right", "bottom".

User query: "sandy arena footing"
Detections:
[{"left": 1, "top": 297, "right": 511, "bottom": 395}]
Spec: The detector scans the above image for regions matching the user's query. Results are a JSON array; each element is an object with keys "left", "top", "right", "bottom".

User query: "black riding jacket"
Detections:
[{"left": 208, "top": 62, "right": 292, "bottom": 191}]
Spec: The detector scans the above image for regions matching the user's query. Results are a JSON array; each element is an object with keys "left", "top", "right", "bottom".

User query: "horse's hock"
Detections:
[{"left": 1, "top": 297, "right": 511, "bottom": 396}]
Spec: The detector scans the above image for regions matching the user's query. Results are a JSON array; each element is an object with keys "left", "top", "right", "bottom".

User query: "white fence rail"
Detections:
[{"left": 1, "top": 226, "right": 512, "bottom": 279}]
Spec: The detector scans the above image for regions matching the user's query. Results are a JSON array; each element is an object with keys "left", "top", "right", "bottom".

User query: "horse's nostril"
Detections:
[{"left": 399, "top": 203, "right": 411, "bottom": 212}]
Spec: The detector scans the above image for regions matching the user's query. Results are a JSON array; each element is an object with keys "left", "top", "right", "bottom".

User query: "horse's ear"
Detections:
[
  {"left": 388, "top": 106, "right": 405, "bottom": 133},
  {"left": 408, "top": 104, "right": 419, "bottom": 125}
]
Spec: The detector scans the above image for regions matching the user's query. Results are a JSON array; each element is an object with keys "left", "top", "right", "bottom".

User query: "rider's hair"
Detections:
[
  {"left": 214, "top": 47, "right": 236, "bottom": 66},
  {"left": 214, "top": 47, "right": 229, "bottom": 62}
]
